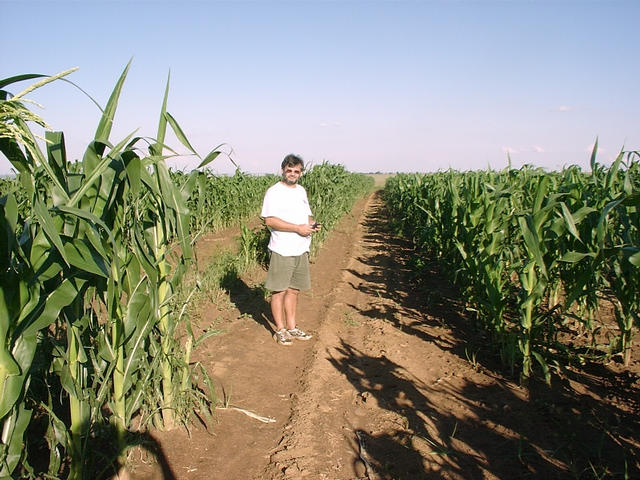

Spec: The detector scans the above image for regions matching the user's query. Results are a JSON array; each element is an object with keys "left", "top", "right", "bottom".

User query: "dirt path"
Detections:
[{"left": 130, "top": 191, "right": 639, "bottom": 479}]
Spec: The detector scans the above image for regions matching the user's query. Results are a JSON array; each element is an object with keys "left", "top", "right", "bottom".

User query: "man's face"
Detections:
[{"left": 282, "top": 165, "right": 302, "bottom": 185}]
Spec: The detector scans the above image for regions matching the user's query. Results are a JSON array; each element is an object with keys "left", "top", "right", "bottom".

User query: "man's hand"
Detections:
[{"left": 297, "top": 223, "right": 315, "bottom": 236}]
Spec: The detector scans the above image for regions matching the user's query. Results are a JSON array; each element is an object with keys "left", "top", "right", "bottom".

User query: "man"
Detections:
[{"left": 261, "top": 154, "right": 321, "bottom": 345}]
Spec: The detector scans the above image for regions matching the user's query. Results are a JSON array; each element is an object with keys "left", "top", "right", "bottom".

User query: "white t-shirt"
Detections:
[{"left": 261, "top": 182, "right": 313, "bottom": 256}]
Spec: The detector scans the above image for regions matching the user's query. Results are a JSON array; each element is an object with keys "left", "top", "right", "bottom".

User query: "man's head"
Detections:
[{"left": 281, "top": 154, "right": 304, "bottom": 185}]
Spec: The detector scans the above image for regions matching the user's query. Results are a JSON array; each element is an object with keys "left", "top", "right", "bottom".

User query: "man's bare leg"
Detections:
[
  {"left": 271, "top": 290, "right": 287, "bottom": 331},
  {"left": 283, "top": 288, "right": 299, "bottom": 330}
]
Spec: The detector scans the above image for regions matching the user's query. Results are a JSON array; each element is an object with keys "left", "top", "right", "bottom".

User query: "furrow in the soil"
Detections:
[{"left": 261, "top": 193, "right": 399, "bottom": 479}]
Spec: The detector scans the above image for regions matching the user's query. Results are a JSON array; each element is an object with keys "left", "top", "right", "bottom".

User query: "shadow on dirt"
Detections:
[
  {"left": 25, "top": 414, "right": 177, "bottom": 479},
  {"left": 330, "top": 335, "right": 640, "bottom": 478},
  {"left": 223, "top": 274, "right": 273, "bottom": 334},
  {"left": 126, "top": 430, "right": 178, "bottom": 480},
  {"left": 331, "top": 192, "right": 639, "bottom": 479}
]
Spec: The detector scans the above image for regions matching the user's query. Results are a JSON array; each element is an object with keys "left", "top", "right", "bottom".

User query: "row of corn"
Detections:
[
  {"left": 0, "top": 63, "right": 221, "bottom": 479},
  {"left": 0, "top": 65, "right": 373, "bottom": 479},
  {"left": 301, "top": 162, "right": 374, "bottom": 253},
  {"left": 384, "top": 149, "right": 639, "bottom": 382}
]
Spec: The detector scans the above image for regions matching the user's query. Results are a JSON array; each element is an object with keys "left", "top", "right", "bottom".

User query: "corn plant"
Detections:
[
  {"left": 0, "top": 64, "right": 219, "bottom": 478},
  {"left": 385, "top": 150, "right": 639, "bottom": 383},
  {"left": 178, "top": 169, "right": 277, "bottom": 237},
  {"left": 300, "top": 162, "right": 374, "bottom": 252},
  {"left": 1, "top": 68, "right": 86, "bottom": 478}
]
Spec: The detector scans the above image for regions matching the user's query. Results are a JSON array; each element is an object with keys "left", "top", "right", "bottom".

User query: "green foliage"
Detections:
[
  {"left": 0, "top": 66, "right": 219, "bottom": 479},
  {"left": 300, "top": 162, "right": 374, "bottom": 253},
  {"left": 384, "top": 152, "right": 640, "bottom": 382},
  {"left": 174, "top": 168, "right": 277, "bottom": 237}
]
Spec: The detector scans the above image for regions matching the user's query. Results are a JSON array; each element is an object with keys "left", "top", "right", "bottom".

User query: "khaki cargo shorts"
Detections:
[{"left": 265, "top": 251, "right": 311, "bottom": 292}]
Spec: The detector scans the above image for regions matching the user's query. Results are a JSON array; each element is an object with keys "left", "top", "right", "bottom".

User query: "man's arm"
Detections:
[{"left": 265, "top": 216, "right": 316, "bottom": 236}]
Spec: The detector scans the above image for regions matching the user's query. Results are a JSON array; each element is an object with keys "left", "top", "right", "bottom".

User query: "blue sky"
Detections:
[{"left": 2, "top": 0, "right": 639, "bottom": 175}]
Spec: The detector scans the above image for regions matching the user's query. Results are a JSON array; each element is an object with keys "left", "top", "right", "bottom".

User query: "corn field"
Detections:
[
  {"left": 301, "top": 162, "right": 374, "bottom": 253},
  {"left": 173, "top": 169, "right": 278, "bottom": 237},
  {"left": 384, "top": 150, "right": 640, "bottom": 383},
  {"left": 0, "top": 66, "right": 373, "bottom": 479}
]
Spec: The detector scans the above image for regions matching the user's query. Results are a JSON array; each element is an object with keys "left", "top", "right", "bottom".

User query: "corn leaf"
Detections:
[
  {"left": 518, "top": 216, "right": 548, "bottom": 278},
  {"left": 559, "top": 251, "right": 596, "bottom": 263},
  {"left": 32, "top": 198, "right": 69, "bottom": 266},
  {"left": 560, "top": 202, "right": 582, "bottom": 242},
  {"left": 0, "top": 404, "right": 32, "bottom": 476},
  {"left": 165, "top": 111, "right": 198, "bottom": 156},
  {"left": 94, "top": 59, "right": 132, "bottom": 144},
  {"left": 63, "top": 237, "right": 109, "bottom": 278}
]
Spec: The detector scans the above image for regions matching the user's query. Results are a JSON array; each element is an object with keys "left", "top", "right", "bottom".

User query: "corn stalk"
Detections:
[{"left": 0, "top": 63, "right": 219, "bottom": 478}]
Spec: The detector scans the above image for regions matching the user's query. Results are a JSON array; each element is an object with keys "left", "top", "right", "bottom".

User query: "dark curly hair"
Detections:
[{"left": 281, "top": 154, "right": 304, "bottom": 171}]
